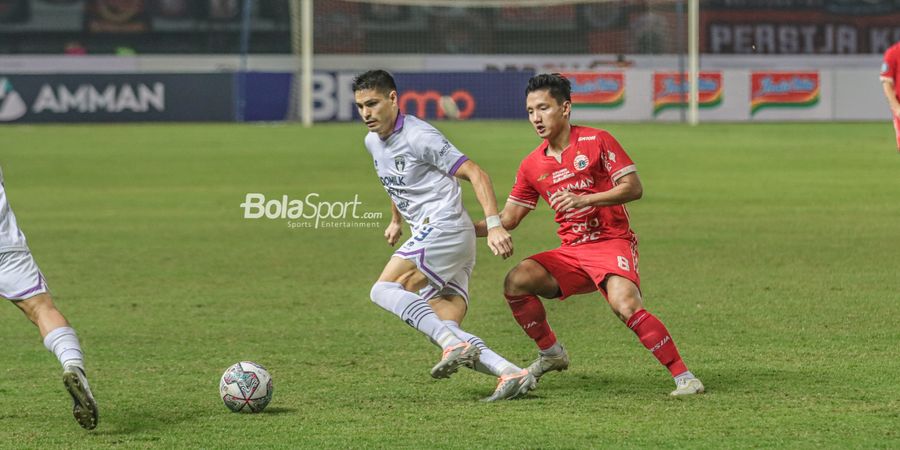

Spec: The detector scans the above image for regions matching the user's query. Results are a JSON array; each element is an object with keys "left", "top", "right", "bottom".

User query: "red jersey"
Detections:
[
  {"left": 508, "top": 125, "right": 637, "bottom": 247},
  {"left": 881, "top": 41, "right": 900, "bottom": 99}
]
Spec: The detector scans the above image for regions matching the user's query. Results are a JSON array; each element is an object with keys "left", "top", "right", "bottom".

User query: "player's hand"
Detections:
[
  {"left": 549, "top": 190, "right": 588, "bottom": 212},
  {"left": 384, "top": 221, "right": 403, "bottom": 246},
  {"left": 487, "top": 227, "right": 513, "bottom": 259}
]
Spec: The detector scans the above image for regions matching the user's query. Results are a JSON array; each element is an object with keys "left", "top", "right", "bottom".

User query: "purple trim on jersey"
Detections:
[
  {"left": 10, "top": 273, "right": 45, "bottom": 299},
  {"left": 394, "top": 248, "right": 446, "bottom": 286},
  {"left": 382, "top": 113, "right": 406, "bottom": 141},
  {"left": 446, "top": 281, "right": 469, "bottom": 301},
  {"left": 448, "top": 155, "right": 469, "bottom": 175}
]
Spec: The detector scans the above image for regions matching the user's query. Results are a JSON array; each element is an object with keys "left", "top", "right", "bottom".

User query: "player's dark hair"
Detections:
[
  {"left": 526, "top": 73, "right": 572, "bottom": 104},
  {"left": 352, "top": 70, "right": 398, "bottom": 96}
]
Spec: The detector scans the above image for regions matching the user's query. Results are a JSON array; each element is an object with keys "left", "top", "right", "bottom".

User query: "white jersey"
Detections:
[
  {"left": 0, "top": 166, "right": 29, "bottom": 253},
  {"left": 364, "top": 114, "right": 472, "bottom": 231}
]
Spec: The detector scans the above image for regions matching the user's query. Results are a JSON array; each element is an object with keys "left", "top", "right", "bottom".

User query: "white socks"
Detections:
[
  {"left": 540, "top": 342, "right": 565, "bottom": 357},
  {"left": 443, "top": 320, "right": 520, "bottom": 377},
  {"left": 43, "top": 326, "right": 84, "bottom": 370},
  {"left": 370, "top": 281, "right": 462, "bottom": 349}
]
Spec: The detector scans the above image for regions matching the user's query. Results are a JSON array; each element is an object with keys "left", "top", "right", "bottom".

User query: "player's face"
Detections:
[
  {"left": 354, "top": 89, "right": 399, "bottom": 138},
  {"left": 526, "top": 89, "right": 571, "bottom": 140}
]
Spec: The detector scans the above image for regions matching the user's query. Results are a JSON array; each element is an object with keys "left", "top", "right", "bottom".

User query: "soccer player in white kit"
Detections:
[
  {"left": 354, "top": 70, "right": 536, "bottom": 401},
  {"left": 0, "top": 166, "right": 98, "bottom": 429}
]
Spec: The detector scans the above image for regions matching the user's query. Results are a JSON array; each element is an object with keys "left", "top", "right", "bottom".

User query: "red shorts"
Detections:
[
  {"left": 893, "top": 116, "right": 900, "bottom": 150},
  {"left": 527, "top": 238, "right": 640, "bottom": 301}
]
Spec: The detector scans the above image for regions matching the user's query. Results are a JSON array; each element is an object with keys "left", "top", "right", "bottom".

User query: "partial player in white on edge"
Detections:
[
  {"left": 0, "top": 165, "right": 98, "bottom": 429},
  {"left": 353, "top": 70, "right": 535, "bottom": 401}
]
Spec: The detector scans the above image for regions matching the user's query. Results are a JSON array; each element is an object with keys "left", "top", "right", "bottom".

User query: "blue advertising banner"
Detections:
[
  {"left": 242, "top": 72, "right": 292, "bottom": 122},
  {"left": 0, "top": 73, "right": 233, "bottom": 123},
  {"left": 393, "top": 71, "right": 533, "bottom": 121},
  {"left": 0, "top": 71, "right": 533, "bottom": 123},
  {"left": 265, "top": 71, "right": 535, "bottom": 123}
]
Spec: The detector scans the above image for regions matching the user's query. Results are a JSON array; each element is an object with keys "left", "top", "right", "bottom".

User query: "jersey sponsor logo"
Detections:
[
  {"left": 552, "top": 168, "right": 575, "bottom": 184},
  {"left": 607, "top": 151, "right": 617, "bottom": 163},
  {"left": 574, "top": 154, "right": 589, "bottom": 171},
  {"left": 750, "top": 71, "right": 820, "bottom": 115},
  {"left": 882, "top": 62, "right": 889, "bottom": 74},
  {"left": 385, "top": 187, "right": 406, "bottom": 200},
  {"left": 379, "top": 175, "right": 406, "bottom": 187},
  {"left": 547, "top": 177, "right": 594, "bottom": 198},
  {"left": 394, "top": 156, "right": 406, "bottom": 172},
  {"left": 570, "top": 217, "right": 600, "bottom": 234},
  {"left": 537, "top": 173, "right": 549, "bottom": 182},
  {"left": 577, "top": 135, "right": 597, "bottom": 142},
  {"left": 653, "top": 71, "right": 723, "bottom": 115},
  {"left": 438, "top": 140, "right": 452, "bottom": 157},
  {"left": 0, "top": 78, "right": 27, "bottom": 122}
]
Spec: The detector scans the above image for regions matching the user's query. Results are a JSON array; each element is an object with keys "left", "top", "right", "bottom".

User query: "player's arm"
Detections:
[
  {"left": 453, "top": 159, "right": 513, "bottom": 259},
  {"left": 881, "top": 78, "right": 900, "bottom": 118},
  {"left": 384, "top": 200, "right": 403, "bottom": 246},
  {"left": 474, "top": 201, "right": 532, "bottom": 236},
  {"left": 550, "top": 172, "right": 643, "bottom": 212}
]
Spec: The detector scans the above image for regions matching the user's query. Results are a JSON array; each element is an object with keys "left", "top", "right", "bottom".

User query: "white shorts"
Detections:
[
  {"left": 0, "top": 251, "right": 49, "bottom": 301},
  {"left": 393, "top": 225, "right": 475, "bottom": 303}
]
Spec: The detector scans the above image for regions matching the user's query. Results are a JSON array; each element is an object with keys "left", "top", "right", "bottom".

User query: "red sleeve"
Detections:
[
  {"left": 507, "top": 160, "right": 539, "bottom": 210},
  {"left": 882, "top": 46, "right": 897, "bottom": 81},
  {"left": 598, "top": 132, "right": 637, "bottom": 182}
]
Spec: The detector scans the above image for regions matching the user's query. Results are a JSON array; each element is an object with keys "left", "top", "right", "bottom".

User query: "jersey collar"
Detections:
[
  {"left": 381, "top": 112, "right": 406, "bottom": 141},
  {"left": 541, "top": 125, "right": 577, "bottom": 161}
]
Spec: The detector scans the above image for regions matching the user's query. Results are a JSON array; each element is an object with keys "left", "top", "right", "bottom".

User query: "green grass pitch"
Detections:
[{"left": 1, "top": 121, "right": 899, "bottom": 448}]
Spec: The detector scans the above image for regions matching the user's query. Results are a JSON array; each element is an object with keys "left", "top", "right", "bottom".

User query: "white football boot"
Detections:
[
  {"left": 526, "top": 345, "right": 570, "bottom": 382},
  {"left": 430, "top": 342, "right": 480, "bottom": 379},
  {"left": 670, "top": 376, "right": 705, "bottom": 396},
  {"left": 482, "top": 370, "right": 537, "bottom": 402}
]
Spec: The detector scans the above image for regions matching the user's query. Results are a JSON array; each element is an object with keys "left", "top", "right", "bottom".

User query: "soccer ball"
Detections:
[
  {"left": 219, "top": 361, "right": 273, "bottom": 413},
  {"left": 439, "top": 95, "right": 460, "bottom": 120}
]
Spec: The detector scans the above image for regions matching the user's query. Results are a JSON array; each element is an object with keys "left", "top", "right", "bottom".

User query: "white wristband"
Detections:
[{"left": 486, "top": 215, "right": 502, "bottom": 230}]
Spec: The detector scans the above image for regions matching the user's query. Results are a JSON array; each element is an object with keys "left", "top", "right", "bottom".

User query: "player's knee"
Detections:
[
  {"left": 15, "top": 293, "right": 55, "bottom": 322},
  {"left": 504, "top": 261, "right": 537, "bottom": 296},
  {"left": 609, "top": 294, "right": 642, "bottom": 323},
  {"left": 370, "top": 281, "right": 395, "bottom": 304}
]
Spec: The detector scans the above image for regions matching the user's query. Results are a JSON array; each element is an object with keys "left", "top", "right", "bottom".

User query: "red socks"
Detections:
[
  {"left": 504, "top": 294, "right": 557, "bottom": 350},
  {"left": 504, "top": 297, "right": 688, "bottom": 377},
  {"left": 627, "top": 309, "right": 688, "bottom": 377}
]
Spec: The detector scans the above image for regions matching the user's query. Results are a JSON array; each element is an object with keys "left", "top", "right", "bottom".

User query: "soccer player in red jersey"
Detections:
[
  {"left": 475, "top": 73, "right": 703, "bottom": 396},
  {"left": 880, "top": 41, "right": 900, "bottom": 151}
]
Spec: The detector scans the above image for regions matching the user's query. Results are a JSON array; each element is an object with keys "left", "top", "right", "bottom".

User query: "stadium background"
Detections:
[{"left": 1, "top": 0, "right": 899, "bottom": 448}]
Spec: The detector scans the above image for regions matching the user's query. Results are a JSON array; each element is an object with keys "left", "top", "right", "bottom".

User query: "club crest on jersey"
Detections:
[
  {"left": 394, "top": 156, "right": 406, "bottom": 172},
  {"left": 574, "top": 154, "right": 589, "bottom": 171}
]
